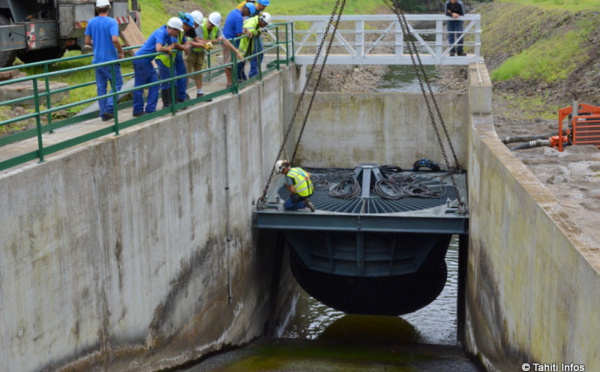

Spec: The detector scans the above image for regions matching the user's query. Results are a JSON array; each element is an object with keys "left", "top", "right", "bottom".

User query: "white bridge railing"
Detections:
[{"left": 270, "top": 15, "right": 482, "bottom": 66}]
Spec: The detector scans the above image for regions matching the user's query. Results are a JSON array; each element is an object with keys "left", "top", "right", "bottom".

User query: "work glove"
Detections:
[{"left": 203, "top": 42, "right": 213, "bottom": 50}]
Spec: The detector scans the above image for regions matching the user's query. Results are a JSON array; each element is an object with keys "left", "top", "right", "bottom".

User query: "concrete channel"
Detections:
[{"left": 0, "top": 62, "right": 598, "bottom": 372}]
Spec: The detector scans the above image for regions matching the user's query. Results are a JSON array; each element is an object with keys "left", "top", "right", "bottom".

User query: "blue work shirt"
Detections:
[
  {"left": 223, "top": 9, "right": 244, "bottom": 40},
  {"left": 135, "top": 25, "right": 174, "bottom": 60},
  {"left": 85, "top": 16, "right": 119, "bottom": 63}
]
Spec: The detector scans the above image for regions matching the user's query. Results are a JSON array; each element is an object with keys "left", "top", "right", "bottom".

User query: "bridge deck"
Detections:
[
  {"left": 273, "top": 14, "right": 482, "bottom": 66},
  {"left": 293, "top": 53, "right": 479, "bottom": 65}
]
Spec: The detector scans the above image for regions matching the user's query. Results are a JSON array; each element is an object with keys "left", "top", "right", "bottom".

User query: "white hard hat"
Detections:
[
  {"left": 96, "top": 0, "right": 111, "bottom": 7},
  {"left": 275, "top": 160, "right": 289, "bottom": 174},
  {"left": 260, "top": 12, "right": 272, "bottom": 25},
  {"left": 167, "top": 17, "right": 184, "bottom": 32},
  {"left": 208, "top": 12, "right": 221, "bottom": 26},
  {"left": 191, "top": 10, "right": 203, "bottom": 26}
]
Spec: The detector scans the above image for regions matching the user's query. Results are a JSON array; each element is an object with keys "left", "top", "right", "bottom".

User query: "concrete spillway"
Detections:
[
  {"left": 255, "top": 164, "right": 468, "bottom": 315},
  {"left": 2, "top": 60, "right": 599, "bottom": 372}
]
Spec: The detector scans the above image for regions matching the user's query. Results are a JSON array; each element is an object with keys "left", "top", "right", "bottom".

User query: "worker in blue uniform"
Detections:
[
  {"left": 156, "top": 13, "right": 198, "bottom": 108},
  {"left": 275, "top": 160, "right": 316, "bottom": 212},
  {"left": 84, "top": 0, "right": 124, "bottom": 121},
  {"left": 132, "top": 18, "right": 182, "bottom": 117},
  {"left": 222, "top": 3, "right": 254, "bottom": 86}
]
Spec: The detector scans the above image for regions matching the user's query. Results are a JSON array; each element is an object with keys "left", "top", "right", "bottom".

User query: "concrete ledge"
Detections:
[
  {"left": 290, "top": 92, "right": 470, "bottom": 168},
  {"left": 0, "top": 66, "right": 300, "bottom": 372},
  {"left": 465, "top": 65, "right": 600, "bottom": 371},
  {"left": 468, "top": 63, "right": 492, "bottom": 115}
]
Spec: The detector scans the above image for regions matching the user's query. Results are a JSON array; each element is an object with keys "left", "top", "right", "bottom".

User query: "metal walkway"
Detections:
[
  {"left": 255, "top": 164, "right": 469, "bottom": 234},
  {"left": 272, "top": 15, "right": 482, "bottom": 65}
]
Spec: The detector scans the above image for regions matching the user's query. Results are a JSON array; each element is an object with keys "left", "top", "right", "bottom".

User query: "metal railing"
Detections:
[
  {"left": 273, "top": 15, "right": 481, "bottom": 65},
  {"left": 0, "top": 22, "right": 294, "bottom": 172}
]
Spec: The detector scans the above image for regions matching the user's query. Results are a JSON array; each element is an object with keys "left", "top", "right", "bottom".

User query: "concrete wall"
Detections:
[
  {"left": 0, "top": 66, "right": 301, "bottom": 372},
  {"left": 465, "top": 64, "right": 600, "bottom": 371},
  {"left": 290, "top": 92, "right": 469, "bottom": 169}
]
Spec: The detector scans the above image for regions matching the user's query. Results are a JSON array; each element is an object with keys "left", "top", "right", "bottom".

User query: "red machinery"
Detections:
[{"left": 554, "top": 102, "right": 600, "bottom": 152}]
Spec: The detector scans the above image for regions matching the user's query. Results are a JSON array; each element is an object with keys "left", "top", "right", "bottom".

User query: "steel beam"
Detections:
[
  {"left": 255, "top": 212, "right": 469, "bottom": 234},
  {"left": 292, "top": 54, "right": 481, "bottom": 66}
]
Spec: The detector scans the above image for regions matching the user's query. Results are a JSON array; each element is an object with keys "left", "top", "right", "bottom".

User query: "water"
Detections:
[
  {"left": 376, "top": 65, "right": 439, "bottom": 93},
  {"left": 280, "top": 236, "right": 460, "bottom": 345},
  {"left": 183, "top": 237, "right": 476, "bottom": 372}
]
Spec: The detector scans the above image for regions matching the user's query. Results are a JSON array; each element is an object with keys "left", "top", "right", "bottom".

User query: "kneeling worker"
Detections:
[{"left": 275, "top": 160, "right": 316, "bottom": 212}]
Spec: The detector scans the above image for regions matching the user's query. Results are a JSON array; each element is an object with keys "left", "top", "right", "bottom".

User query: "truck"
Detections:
[{"left": 0, "top": 0, "right": 136, "bottom": 67}]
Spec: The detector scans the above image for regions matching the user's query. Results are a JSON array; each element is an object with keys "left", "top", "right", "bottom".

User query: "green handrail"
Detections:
[
  {"left": 0, "top": 45, "right": 140, "bottom": 74},
  {"left": 0, "top": 22, "right": 295, "bottom": 172}
]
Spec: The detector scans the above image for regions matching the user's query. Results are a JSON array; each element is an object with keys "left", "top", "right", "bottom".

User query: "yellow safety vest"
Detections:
[
  {"left": 287, "top": 168, "right": 314, "bottom": 198},
  {"left": 239, "top": 16, "right": 260, "bottom": 56},
  {"left": 156, "top": 31, "right": 184, "bottom": 67},
  {"left": 192, "top": 22, "right": 219, "bottom": 53}
]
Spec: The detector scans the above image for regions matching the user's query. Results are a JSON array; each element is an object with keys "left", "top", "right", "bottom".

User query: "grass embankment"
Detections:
[
  {"left": 479, "top": 1, "right": 600, "bottom": 119},
  {"left": 498, "top": 0, "right": 600, "bottom": 11}
]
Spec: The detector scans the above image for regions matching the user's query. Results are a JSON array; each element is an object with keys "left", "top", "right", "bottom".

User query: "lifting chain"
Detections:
[
  {"left": 290, "top": 0, "right": 348, "bottom": 164},
  {"left": 388, "top": 0, "right": 468, "bottom": 214},
  {"left": 257, "top": 0, "right": 348, "bottom": 208}
]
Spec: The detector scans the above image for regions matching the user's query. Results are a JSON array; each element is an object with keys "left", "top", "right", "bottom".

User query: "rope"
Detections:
[
  {"left": 374, "top": 171, "right": 447, "bottom": 200},
  {"left": 329, "top": 177, "right": 361, "bottom": 199},
  {"left": 307, "top": 167, "right": 449, "bottom": 201}
]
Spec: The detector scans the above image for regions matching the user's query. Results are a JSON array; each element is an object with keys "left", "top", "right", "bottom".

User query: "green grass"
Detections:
[
  {"left": 21, "top": 51, "right": 134, "bottom": 116},
  {"left": 0, "top": 107, "right": 29, "bottom": 136},
  {"left": 491, "top": 27, "right": 590, "bottom": 83},
  {"left": 139, "top": 0, "right": 172, "bottom": 37},
  {"left": 487, "top": 7, "right": 600, "bottom": 83},
  {"left": 498, "top": 0, "right": 600, "bottom": 11},
  {"left": 138, "top": 0, "right": 396, "bottom": 37},
  {"left": 0, "top": 51, "right": 134, "bottom": 137}
]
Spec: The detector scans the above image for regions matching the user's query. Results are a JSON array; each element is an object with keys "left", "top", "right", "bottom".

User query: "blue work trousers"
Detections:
[
  {"left": 284, "top": 194, "right": 307, "bottom": 211},
  {"left": 237, "top": 60, "right": 247, "bottom": 81},
  {"left": 447, "top": 21, "right": 464, "bottom": 54},
  {"left": 133, "top": 59, "right": 159, "bottom": 115},
  {"left": 156, "top": 56, "right": 187, "bottom": 101},
  {"left": 249, "top": 36, "right": 263, "bottom": 78},
  {"left": 95, "top": 64, "right": 123, "bottom": 117}
]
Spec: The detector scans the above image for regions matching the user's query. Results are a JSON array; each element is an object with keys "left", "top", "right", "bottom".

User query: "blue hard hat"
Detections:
[
  {"left": 257, "top": 0, "right": 270, "bottom": 5},
  {"left": 180, "top": 12, "right": 195, "bottom": 27},
  {"left": 245, "top": 3, "right": 256, "bottom": 15}
]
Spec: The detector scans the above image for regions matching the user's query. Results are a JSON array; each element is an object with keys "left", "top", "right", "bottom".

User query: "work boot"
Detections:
[
  {"left": 161, "top": 89, "right": 171, "bottom": 109},
  {"left": 305, "top": 199, "right": 316, "bottom": 212},
  {"left": 197, "top": 92, "right": 212, "bottom": 102},
  {"left": 457, "top": 50, "right": 466, "bottom": 57}
]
